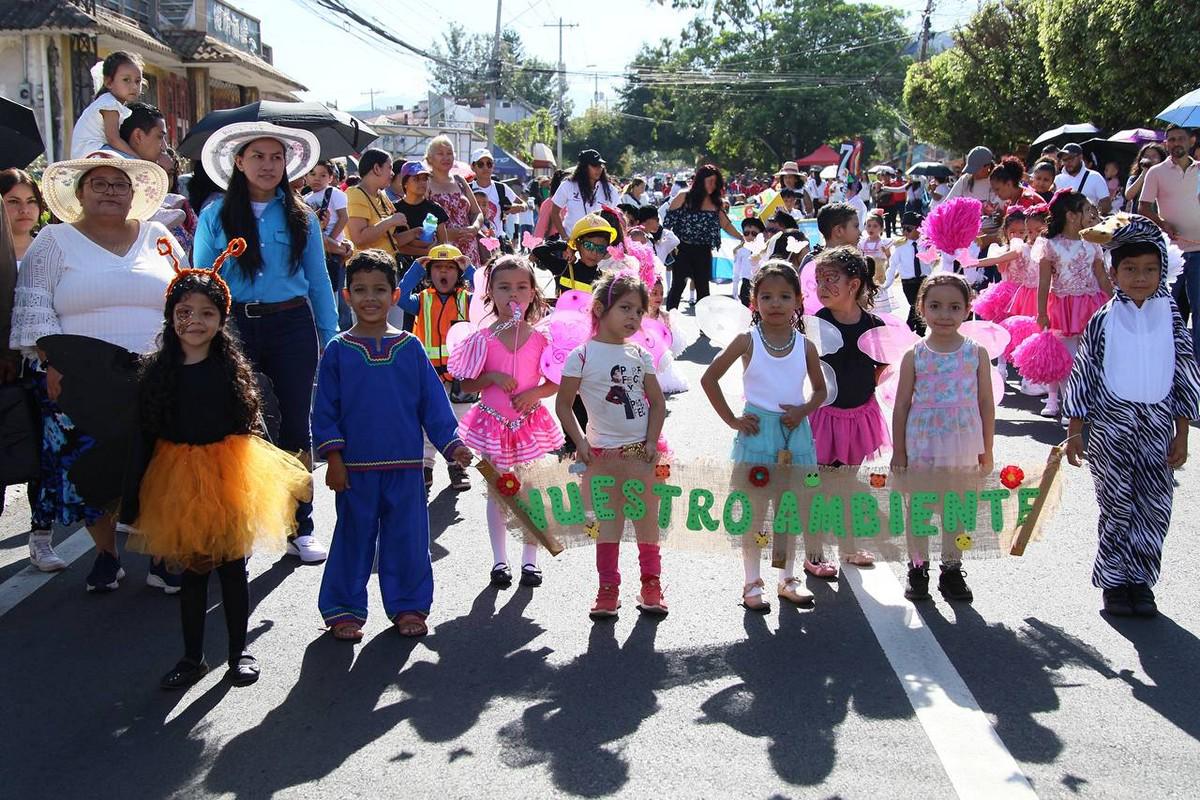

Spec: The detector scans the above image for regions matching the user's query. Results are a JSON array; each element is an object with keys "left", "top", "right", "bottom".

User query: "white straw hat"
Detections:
[
  {"left": 200, "top": 121, "right": 320, "bottom": 190},
  {"left": 41, "top": 152, "right": 168, "bottom": 223}
]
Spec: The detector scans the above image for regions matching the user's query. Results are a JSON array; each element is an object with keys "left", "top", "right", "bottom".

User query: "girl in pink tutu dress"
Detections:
[
  {"left": 891, "top": 273, "right": 995, "bottom": 604},
  {"left": 449, "top": 255, "right": 564, "bottom": 587},
  {"left": 971, "top": 206, "right": 1032, "bottom": 322},
  {"left": 1032, "top": 190, "right": 1113, "bottom": 417},
  {"left": 805, "top": 246, "right": 890, "bottom": 578}
]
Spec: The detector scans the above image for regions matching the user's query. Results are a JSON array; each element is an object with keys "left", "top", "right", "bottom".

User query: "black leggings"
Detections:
[
  {"left": 666, "top": 242, "right": 713, "bottom": 310},
  {"left": 180, "top": 560, "right": 249, "bottom": 665}
]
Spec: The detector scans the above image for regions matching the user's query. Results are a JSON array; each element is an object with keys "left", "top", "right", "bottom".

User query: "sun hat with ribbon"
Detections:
[
  {"left": 41, "top": 152, "right": 168, "bottom": 223},
  {"left": 200, "top": 121, "right": 320, "bottom": 190}
]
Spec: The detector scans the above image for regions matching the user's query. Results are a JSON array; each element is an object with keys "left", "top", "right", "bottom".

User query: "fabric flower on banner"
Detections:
[
  {"left": 654, "top": 463, "right": 671, "bottom": 479},
  {"left": 1000, "top": 465, "right": 1025, "bottom": 489},
  {"left": 497, "top": 473, "right": 521, "bottom": 496},
  {"left": 748, "top": 466, "right": 770, "bottom": 487}
]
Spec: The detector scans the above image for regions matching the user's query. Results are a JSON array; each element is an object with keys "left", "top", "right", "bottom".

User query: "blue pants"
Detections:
[
  {"left": 232, "top": 303, "right": 319, "bottom": 537},
  {"left": 1174, "top": 251, "right": 1200, "bottom": 364},
  {"left": 318, "top": 469, "right": 432, "bottom": 626}
]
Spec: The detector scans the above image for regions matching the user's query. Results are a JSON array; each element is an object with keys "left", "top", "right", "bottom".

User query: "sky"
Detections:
[{"left": 235, "top": 0, "right": 977, "bottom": 117}]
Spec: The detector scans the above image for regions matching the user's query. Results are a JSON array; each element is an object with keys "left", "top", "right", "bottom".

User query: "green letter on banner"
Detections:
[
  {"left": 942, "top": 491, "right": 978, "bottom": 534},
  {"left": 1017, "top": 487, "right": 1040, "bottom": 525},
  {"left": 980, "top": 489, "right": 1010, "bottom": 532},
  {"left": 548, "top": 483, "right": 585, "bottom": 525},
  {"left": 687, "top": 489, "right": 719, "bottom": 532},
  {"left": 850, "top": 492, "right": 880, "bottom": 537},
  {"left": 622, "top": 479, "right": 647, "bottom": 521},
  {"left": 888, "top": 491, "right": 906, "bottom": 535},
  {"left": 910, "top": 492, "right": 938, "bottom": 536},
  {"left": 723, "top": 491, "right": 752, "bottom": 535},
  {"left": 652, "top": 484, "right": 683, "bottom": 528},
  {"left": 773, "top": 491, "right": 802, "bottom": 535},
  {"left": 807, "top": 494, "right": 846, "bottom": 537},
  {"left": 514, "top": 490, "right": 548, "bottom": 532},
  {"left": 590, "top": 475, "right": 617, "bottom": 521}
]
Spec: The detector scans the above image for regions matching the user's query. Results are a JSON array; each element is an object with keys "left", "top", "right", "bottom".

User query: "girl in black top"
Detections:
[
  {"left": 131, "top": 238, "right": 311, "bottom": 690},
  {"left": 664, "top": 164, "right": 743, "bottom": 310}
]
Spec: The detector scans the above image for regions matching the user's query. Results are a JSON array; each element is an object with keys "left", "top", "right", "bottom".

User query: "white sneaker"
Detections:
[
  {"left": 1039, "top": 398, "right": 1060, "bottom": 418},
  {"left": 286, "top": 535, "right": 328, "bottom": 563},
  {"left": 1020, "top": 379, "right": 1049, "bottom": 397},
  {"left": 28, "top": 531, "right": 67, "bottom": 572}
]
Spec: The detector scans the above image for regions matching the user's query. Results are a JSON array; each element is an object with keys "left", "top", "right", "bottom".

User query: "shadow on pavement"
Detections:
[
  {"left": 1105, "top": 612, "right": 1200, "bottom": 741},
  {"left": 428, "top": 486, "right": 466, "bottom": 563}
]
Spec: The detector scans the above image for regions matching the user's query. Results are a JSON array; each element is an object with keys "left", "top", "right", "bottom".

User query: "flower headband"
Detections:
[{"left": 159, "top": 236, "right": 246, "bottom": 315}]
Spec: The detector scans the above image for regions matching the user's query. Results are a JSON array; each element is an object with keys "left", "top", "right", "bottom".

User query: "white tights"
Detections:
[{"left": 486, "top": 497, "right": 538, "bottom": 568}]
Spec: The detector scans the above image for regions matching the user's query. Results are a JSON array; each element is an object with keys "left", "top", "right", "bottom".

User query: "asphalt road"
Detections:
[{"left": 2, "top": 284, "right": 1198, "bottom": 799}]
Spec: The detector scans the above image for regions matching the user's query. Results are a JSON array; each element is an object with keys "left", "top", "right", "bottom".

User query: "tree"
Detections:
[
  {"left": 429, "top": 25, "right": 562, "bottom": 111},
  {"left": 562, "top": 108, "right": 636, "bottom": 175},
  {"left": 1039, "top": 0, "right": 1200, "bottom": 130},
  {"left": 494, "top": 109, "right": 557, "bottom": 164},
  {"left": 618, "top": 0, "right": 910, "bottom": 170},
  {"left": 903, "top": 1, "right": 1072, "bottom": 155}
]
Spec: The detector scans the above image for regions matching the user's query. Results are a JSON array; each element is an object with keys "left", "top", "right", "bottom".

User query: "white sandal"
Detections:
[
  {"left": 742, "top": 578, "right": 771, "bottom": 613},
  {"left": 777, "top": 576, "right": 814, "bottom": 605}
]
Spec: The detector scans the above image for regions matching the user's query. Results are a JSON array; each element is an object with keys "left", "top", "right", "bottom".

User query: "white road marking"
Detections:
[
  {"left": 844, "top": 565, "right": 1038, "bottom": 800},
  {"left": 0, "top": 528, "right": 93, "bottom": 618}
]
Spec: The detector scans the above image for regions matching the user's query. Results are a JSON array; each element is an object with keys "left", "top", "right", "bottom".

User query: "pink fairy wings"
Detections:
[{"left": 923, "top": 197, "right": 982, "bottom": 254}]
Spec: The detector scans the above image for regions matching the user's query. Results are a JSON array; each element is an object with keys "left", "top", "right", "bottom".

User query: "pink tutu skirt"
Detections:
[
  {"left": 810, "top": 395, "right": 890, "bottom": 466},
  {"left": 972, "top": 280, "right": 1018, "bottom": 321},
  {"left": 1006, "top": 285, "right": 1039, "bottom": 318},
  {"left": 458, "top": 403, "right": 564, "bottom": 470},
  {"left": 1048, "top": 291, "right": 1109, "bottom": 337}
]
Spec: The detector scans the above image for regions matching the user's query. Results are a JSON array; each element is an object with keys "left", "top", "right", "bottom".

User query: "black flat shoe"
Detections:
[
  {"left": 161, "top": 658, "right": 209, "bottom": 690},
  {"left": 1128, "top": 583, "right": 1158, "bottom": 618},
  {"left": 1102, "top": 586, "right": 1134, "bottom": 617},
  {"left": 227, "top": 652, "right": 260, "bottom": 686},
  {"left": 490, "top": 563, "right": 512, "bottom": 587},
  {"left": 519, "top": 564, "right": 543, "bottom": 587}
]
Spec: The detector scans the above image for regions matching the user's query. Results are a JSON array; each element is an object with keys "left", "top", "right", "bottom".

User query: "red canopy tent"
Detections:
[{"left": 794, "top": 144, "right": 842, "bottom": 167}]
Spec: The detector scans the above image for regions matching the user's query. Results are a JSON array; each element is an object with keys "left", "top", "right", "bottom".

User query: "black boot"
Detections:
[
  {"left": 1128, "top": 583, "right": 1157, "bottom": 618},
  {"left": 938, "top": 562, "right": 973, "bottom": 602},
  {"left": 905, "top": 562, "right": 931, "bottom": 601},
  {"left": 1102, "top": 586, "right": 1134, "bottom": 616}
]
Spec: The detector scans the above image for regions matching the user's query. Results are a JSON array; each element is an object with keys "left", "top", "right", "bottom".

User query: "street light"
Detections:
[{"left": 584, "top": 64, "right": 605, "bottom": 110}]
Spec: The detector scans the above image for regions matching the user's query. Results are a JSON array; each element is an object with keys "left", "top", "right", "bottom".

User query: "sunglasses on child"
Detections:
[{"left": 577, "top": 240, "right": 610, "bottom": 254}]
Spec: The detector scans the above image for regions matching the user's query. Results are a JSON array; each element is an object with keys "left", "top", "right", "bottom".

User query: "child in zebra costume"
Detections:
[{"left": 1063, "top": 215, "right": 1200, "bottom": 618}]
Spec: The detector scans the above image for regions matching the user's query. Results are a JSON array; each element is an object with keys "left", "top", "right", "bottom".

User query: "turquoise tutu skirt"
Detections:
[{"left": 730, "top": 403, "right": 818, "bottom": 467}]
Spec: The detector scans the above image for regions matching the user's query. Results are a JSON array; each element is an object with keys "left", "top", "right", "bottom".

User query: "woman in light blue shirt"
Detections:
[{"left": 194, "top": 122, "right": 336, "bottom": 562}]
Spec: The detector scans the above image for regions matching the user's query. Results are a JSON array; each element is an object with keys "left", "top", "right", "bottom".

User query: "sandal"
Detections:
[
  {"left": 803, "top": 558, "right": 838, "bottom": 579},
  {"left": 331, "top": 621, "right": 364, "bottom": 641},
  {"left": 741, "top": 578, "right": 771, "bottom": 613},
  {"left": 777, "top": 576, "right": 814, "bottom": 606},
  {"left": 519, "top": 564, "right": 543, "bottom": 587},
  {"left": 490, "top": 563, "right": 513, "bottom": 587},
  {"left": 844, "top": 550, "right": 876, "bottom": 567},
  {"left": 393, "top": 612, "right": 429, "bottom": 637}
]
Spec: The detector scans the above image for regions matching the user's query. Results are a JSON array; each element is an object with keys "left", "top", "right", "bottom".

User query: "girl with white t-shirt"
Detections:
[
  {"left": 556, "top": 269, "right": 668, "bottom": 620},
  {"left": 551, "top": 150, "right": 620, "bottom": 236},
  {"left": 70, "top": 51, "right": 144, "bottom": 159}
]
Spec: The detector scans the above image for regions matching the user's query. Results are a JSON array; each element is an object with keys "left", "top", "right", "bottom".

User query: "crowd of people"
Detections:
[{"left": 1, "top": 48, "right": 1198, "bottom": 691}]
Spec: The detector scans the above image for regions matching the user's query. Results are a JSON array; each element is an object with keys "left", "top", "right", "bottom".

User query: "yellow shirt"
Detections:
[{"left": 346, "top": 186, "right": 399, "bottom": 254}]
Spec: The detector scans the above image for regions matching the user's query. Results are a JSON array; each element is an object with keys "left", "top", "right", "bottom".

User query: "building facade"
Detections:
[{"left": 0, "top": 0, "right": 304, "bottom": 161}]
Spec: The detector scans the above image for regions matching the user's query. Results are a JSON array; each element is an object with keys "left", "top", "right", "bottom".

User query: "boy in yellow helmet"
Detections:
[{"left": 556, "top": 213, "right": 617, "bottom": 294}]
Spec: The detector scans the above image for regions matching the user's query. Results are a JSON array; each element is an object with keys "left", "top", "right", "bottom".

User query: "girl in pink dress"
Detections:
[
  {"left": 1031, "top": 190, "right": 1113, "bottom": 417},
  {"left": 449, "top": 255, "right": 564, "bottom": 587},
  {"left": 431, "top": 189, "right": 481, "bottom": 266},
  {"left": 1005, "top": 204, "right": 1048, "bottom": 318},
  {"left": 970, "top": 206, "right": 1030, "bottom": 322},
  {"left": 891, "top": 273, "right": 995, "bottom": 605}
]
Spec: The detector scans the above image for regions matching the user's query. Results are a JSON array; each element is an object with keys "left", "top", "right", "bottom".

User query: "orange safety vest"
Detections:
[{"left": 414, "top": 287, "right": 470, "bottom": 377}]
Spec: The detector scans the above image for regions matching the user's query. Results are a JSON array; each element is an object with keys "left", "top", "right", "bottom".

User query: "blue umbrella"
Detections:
[{"left": 1157, "top": 87, "right": 1200, "bottom": 127}]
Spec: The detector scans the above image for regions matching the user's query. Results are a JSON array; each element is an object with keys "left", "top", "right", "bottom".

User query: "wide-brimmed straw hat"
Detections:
[
  {"left": 416, "top": 243, "right": 468, "bottom": 269},
  {"left": 775, "top": 161, "right": 802, "bottom": 177},
  {"left": 41, "top": 152, "right": 168, "bottom": 223},
  {"left": 201, "top": 121, "right": 320, "bottom": 190}
]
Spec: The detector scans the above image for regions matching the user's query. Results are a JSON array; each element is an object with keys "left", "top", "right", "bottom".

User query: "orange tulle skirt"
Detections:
[{"left": 129, "top": 435, "right": 313, "bottom": 570}]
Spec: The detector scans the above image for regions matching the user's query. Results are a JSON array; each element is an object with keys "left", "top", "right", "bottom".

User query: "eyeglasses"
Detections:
[
  {"left": 85, "top": 178, "right": 132, "bottom": 196},
  {"left": 578, "top": 240, "right": 609, "bottom": 254}
]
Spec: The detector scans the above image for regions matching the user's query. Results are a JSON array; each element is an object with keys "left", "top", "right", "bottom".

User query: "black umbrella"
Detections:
[
  {"left": 1080, "top": 137, "right": 1138, "bottom": 173},
  {"left": 0, "top": 96, "right": 45, "bottom": 170},
  {"left": 907, "top": 162, "right": 953, "bottom": 180},
  {"left": 1027, "top": 122, "right": 1102, "bottom": 163},
  {"left": 177, "top": 101, "right": 379, "bottom": 160}
]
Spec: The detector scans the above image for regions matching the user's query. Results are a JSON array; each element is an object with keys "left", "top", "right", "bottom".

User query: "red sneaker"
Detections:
[
  {"left": 589, "top": 583, "right": 621, "bottom": 619},
  {"left": 636, "top": 576, "right": 668, "bottom": 616}
]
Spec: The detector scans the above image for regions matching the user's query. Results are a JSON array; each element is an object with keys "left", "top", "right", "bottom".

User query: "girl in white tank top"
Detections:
[{"left": 700, "top": 263, "right": 827, "bottom": 612}]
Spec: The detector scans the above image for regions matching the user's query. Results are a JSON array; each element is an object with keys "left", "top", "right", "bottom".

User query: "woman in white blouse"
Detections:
[{"left": 9, "top": 154, "right": 182, "bottom": 593}]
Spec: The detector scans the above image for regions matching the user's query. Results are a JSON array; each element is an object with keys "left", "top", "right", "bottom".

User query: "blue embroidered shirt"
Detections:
[{"left": 311, "top": 332, "right": 464, "bottom": 469}]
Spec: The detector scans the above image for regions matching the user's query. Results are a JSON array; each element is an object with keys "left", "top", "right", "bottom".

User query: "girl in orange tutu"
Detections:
[{"left": 130, "top": 238, "right": 312, "bottom": 690}]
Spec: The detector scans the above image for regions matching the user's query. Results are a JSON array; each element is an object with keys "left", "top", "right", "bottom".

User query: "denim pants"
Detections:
[
  {"left": 231, "top": 303, "right": 319, "bottom": 537},
  {"left": 1175, "top": 251, "right": 1200, "bottom": 364}
]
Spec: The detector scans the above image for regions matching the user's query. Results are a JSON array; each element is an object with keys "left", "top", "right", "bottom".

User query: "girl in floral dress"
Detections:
[{"left": 891, "top": 273, "right": 996, "bottom": 605}]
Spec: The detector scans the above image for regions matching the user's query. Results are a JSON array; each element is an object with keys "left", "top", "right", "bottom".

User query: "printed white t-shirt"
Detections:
[
  {"left": 552, "top": 178, "right": 619, "bottom": 235},
  {"left": 304, "top": 186, "right": 349, "bottom": 239},
  {"left": 561, "top": 340, "right": 656, "bottom": 448}
]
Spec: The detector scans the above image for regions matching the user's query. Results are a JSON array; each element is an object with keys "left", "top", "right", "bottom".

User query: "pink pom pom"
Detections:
[
  {"left": 922, "top": 197, "right": 982, "bottom": 254},
  {"left": 999, "top": 315, "right": 1040, "bottom": 361},
  {"left": 972, "top": 281, "right": 1019, "bottom": 322},
  {"left": 1012, "top": 329, "right": 1073, "bottom": 385}
]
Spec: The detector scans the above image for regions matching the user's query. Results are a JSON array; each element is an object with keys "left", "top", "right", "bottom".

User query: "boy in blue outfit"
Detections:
[{"left": 312, "top": 249, "right": 472, "bottom": 639}]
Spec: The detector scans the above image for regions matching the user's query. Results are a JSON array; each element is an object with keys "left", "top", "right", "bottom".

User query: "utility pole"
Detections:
[
  {"left": 361, "top": 88, "right": 383, "bottom": 111},
  {"left": 906, "top": 0, "right": 935, "bottom": 171},
  {"left": 544, "top": 17, "right": 577, "bottom": 166},
  {"left": 487, "top": 0, "right": 502, "bottom": 150}
]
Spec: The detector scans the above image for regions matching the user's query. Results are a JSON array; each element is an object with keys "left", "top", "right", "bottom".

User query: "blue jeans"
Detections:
[
  {"left": 231, "top": 303, "right": 319, "bottom": 537},
  {"left": 1175, "top": 251, "right": 1200, "bottom": 364}
]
